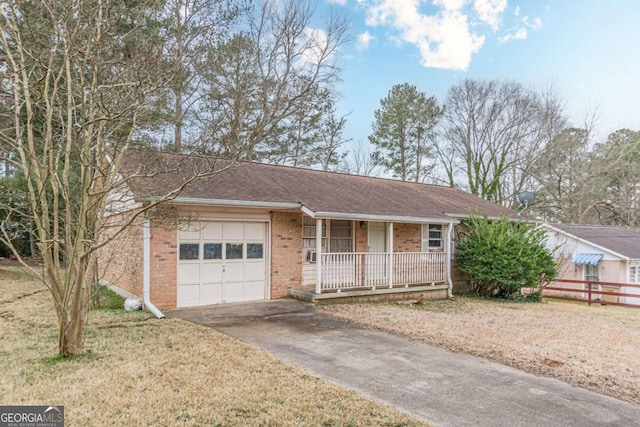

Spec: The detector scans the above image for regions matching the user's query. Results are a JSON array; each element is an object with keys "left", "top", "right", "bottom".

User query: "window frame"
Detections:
[
  {"left": 421, "top": 224, "right": 444, "bottom": 253},
  {"left": 302, "top": 216, "right": 354, "bottom": 261}
]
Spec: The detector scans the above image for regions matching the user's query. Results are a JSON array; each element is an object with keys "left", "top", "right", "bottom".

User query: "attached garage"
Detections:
[{"left": 177, "top": 221, "right": 268, "bottom": 307}]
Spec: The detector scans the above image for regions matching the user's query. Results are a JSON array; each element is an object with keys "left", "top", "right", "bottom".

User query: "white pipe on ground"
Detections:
[{"left": 143, "top": 218, "right": 165, "bottom": 318}]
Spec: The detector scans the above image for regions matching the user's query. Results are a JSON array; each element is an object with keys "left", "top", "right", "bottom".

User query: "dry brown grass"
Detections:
[
  {"left": 320, "top": 297, "right": 640, "bottom": 405},
  {"left": 0, "top": 267, "right": 423, "bottom": 427}
]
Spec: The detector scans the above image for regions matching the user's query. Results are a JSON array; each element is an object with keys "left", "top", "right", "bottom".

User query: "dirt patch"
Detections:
[
  {"left": 321, "top": 297, "right": 640, "bottom": 405},
  {"left": 0, "top": 267, "right": 424, "bottom": 426}
]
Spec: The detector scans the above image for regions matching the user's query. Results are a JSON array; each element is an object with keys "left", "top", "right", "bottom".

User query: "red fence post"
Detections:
[{"left": 587, "top": 283, "right": 592, "bottom": 306}]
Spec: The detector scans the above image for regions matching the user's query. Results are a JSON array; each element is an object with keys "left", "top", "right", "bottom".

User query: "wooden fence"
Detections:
[{"left": 541, "top": 278, "right": 640, "bottom": 308}]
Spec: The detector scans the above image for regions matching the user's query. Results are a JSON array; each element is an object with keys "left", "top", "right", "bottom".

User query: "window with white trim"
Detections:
[
  {"left": 302, "top": 216, "right": 353, "bottom": 260},
  {"left": 329, "top": 220, "right": 353, "bottom": 253},
  {"left": 630, "top": 264, "right": 640, "bottom": 282},
  {"left": 421, "top": 224, "right": 444, "bottom": 252},
  {"left": 585, "top": 264, "right": 599, "bottom": 282}
]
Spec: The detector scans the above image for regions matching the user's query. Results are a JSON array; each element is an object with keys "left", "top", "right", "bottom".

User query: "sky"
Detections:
[{"left": 318, "top": 0, "right": 640, "bottom": 147}]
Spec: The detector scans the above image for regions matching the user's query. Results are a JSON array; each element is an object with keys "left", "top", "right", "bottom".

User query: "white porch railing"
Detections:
[{"left": 320, "top": 252, "right": 446, "bottom": 291}]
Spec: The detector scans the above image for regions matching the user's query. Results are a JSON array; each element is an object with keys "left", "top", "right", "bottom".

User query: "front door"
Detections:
[{"left": 367, "top": 222, "right": 386, "bottom": 286}]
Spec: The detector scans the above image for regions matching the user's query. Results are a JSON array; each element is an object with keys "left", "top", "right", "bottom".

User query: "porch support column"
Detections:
[
  {"left": 387, "top": 222, "right": 394, "bottom": 288},
  {"left": 315, "top": 218, "right": 323, "bottom": 294},
  {"left": 446, "top": 222, "right": 454, "bottom": 298}
]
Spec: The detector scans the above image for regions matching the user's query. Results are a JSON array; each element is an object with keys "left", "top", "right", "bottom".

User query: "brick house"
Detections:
[
  {"left": 541, "top": 223, "right": 640, "bottom": 305},
  {"left": 101, "top": 149, "right": 515, "bottom": 315}
]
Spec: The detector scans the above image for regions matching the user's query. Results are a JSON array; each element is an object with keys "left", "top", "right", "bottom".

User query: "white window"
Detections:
[
  {"left": 422, "top": 224, "right": 444, "bottom": 252},
  {"left": 329, "top": 220, "right": 353, "bottom": 253},
  {"left": 302, "top": 215, "right": 326, "bottom": 251},
  {"left": 630, "top": 264, "right": 640, "bottom": 282},
  {"left": 585, "top": 264, "right": 599, "bottom": 282},
  {"left": 302, "top": 216, "right": 353, "bottom": 260}
]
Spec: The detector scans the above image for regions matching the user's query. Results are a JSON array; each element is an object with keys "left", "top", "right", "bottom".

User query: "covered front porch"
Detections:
[{"left": 291, "top": 211, "right": 457, "bottom": 301}]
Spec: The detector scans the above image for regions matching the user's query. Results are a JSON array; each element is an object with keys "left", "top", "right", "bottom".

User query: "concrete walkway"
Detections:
[{"left": 168, "top": 299, "right": 640, "bottom": 426}]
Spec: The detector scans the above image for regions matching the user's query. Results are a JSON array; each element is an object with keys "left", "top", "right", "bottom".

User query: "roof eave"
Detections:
[
  {"left": 143, "top": 196, "right": 302, "bottom": 210},
  {"left": 303, "top": 206, "right": 459, "bottom": 224},
  {"left": 539, "top": 223, "right": 631, "bottom": 261}
]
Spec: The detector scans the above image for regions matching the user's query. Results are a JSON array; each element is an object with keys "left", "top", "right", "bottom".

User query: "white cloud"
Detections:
[
  {"left": 523, "top": 15, "right": 542, "bottom": 30},
  {"left": 326, "top": 0, "right": 347, "bottom": 5},
  {"left": 356, "top": 31, "right": 375, "bottom": 50},
  {"left": 498, "top": 27, "right": 527, "bottom": 43},
  {"left": 498, "top": 9, "right": 542, "bottom": 44},
  {"left": 364, "top": 0, "right": 486, "bottom": 70},
  {"left": 474, "top": 0, "right": 507, "bottom": 30},
  {"left": 302, "top": 28, "right": 330, "bottom": 65}
]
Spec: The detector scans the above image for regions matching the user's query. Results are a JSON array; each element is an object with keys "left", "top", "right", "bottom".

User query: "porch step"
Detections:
[{"left": 288, "top": 284, "right": 449, "bottom": 305}]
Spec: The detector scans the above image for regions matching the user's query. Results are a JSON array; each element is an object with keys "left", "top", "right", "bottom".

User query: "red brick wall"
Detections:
[
  {"left": 393, "top": 223, "right": 422, "bottom": 252},
  {"left": 271, "top": 212, "right": 303, "bottom": 298},
  {"left": 99, "top": 212, "right": 143, "bottom": 297},
  {"left": 149, "top": 218, "right": 178, "bottom": 310},
  {"left": 355, "top": 221, "right": 368, "bottom": 252}
]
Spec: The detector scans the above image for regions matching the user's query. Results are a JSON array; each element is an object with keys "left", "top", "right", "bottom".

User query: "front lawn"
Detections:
[
  {"left": 0, "top": 266, "right": 423, "bottom": 426},
  {"left": 321, "top": 297, "right": 640, "bottom": 405}
]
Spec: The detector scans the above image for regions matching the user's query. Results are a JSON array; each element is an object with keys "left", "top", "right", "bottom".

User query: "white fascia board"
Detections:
[
  {"left": 303, "top": 207, "right": 459, "bottom": 224},
  {"left": 169, "top": 197, "right": 301, "bottom": 210},
  {"left": 538, "top": 223, "right": 630, "bottom": 261}
]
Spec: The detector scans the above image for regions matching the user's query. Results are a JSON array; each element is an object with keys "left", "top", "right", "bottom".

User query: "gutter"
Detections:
[
  {"left": 302, "top": 206, "right": 460, "bottom": 225},
  {"left": 143, "top": 218, "right": 165, "bottom": 319},
  {"left": 146, "top": 197, "right": 301, "bottom": 210}
]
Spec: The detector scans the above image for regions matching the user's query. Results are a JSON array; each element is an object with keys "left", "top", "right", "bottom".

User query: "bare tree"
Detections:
[
  {"left": 153, "top": 0, "right": 246, "bottom": 151},
  {"left": 0, "top": 0, "right": 232, "bottom": 357},
  {"left": 438, "top": 79, "right": 566, "bottom": 206},
  {"left": 339, "top": 140, "right": 379, "bottom": 176},
  {"left": 197, "top": 0, "right": 349, "bottom": 160}
]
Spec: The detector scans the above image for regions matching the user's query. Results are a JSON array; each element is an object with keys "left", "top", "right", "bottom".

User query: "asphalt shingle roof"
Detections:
[
  {"left": 119, "top": 149, "right": 515, "bottom": 222},
  {"left": 551, "top": 223, "right": 640, "bottom": 259}
]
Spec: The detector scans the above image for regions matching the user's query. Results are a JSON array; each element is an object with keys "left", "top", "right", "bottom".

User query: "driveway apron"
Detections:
[{"left": 168, "top": 299, "right": 640, "bottom": 427}]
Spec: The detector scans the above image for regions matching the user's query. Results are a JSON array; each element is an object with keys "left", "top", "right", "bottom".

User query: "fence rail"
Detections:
[{"left": 540, "top": 278, "right": 640, "bottom": 309}]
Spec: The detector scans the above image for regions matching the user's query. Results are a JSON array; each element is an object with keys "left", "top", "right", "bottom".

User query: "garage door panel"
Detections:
[
  {"left": 201, "top": 263, "right": 223, "bottom": 282},
  {"left": 224, "top": 222, "right": 244, "bottom": 240},
  {"left": 177, "top": 284, "right": 200, "bottom": 307},
  {"left": 178, "top": 222, "right": 202, "bottom": 240},
  {"left": 245, "top": 261, "right": 265, "bottom": 281},
  {"left": 224, "top": 262, "right": 245, "bottom": 284},
  {"left": 223, "top": 282, "right": 244, "bottom": 302},
  {"left": 178, "top": 264, "right": 200, "bottom": 284},
  {"left": 199, "top": 283, "right": 223, "bottom": 305},
  {"left": 202, "top": 222, "right": 223, "bottom": 240},
  {"left": 244, "top": 281, "right": 265, "bottom": 300},
  {"left": 245, "top": 223, "right": 265, "bottom": 240}
]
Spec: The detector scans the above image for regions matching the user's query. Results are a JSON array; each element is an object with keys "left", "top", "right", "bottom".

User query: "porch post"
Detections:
[
  {"left": 315, "top": 218, "right": 323, "bottom": 294},
  {"left": 387, "top": 222, "right": 394, "bottom": 288}
]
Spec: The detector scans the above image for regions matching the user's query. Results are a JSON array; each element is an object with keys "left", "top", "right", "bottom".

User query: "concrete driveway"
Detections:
[{"left": 168, "top": 299, "right": 640, "bottom": 426}]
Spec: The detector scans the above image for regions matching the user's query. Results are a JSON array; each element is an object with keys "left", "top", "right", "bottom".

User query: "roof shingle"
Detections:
[{"left": 119, "top": 149, "right": 515, "bottom": 222}]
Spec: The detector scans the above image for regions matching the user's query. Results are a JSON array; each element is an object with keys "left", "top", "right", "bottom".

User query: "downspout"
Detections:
[
  {"left": 446, "top": 222, "right": 454, "bottom": 298},
  {"left": 143, "top": 218, "right": 165, "bottom": 318}
]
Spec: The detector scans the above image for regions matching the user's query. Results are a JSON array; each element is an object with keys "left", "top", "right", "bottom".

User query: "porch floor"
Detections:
[{"left": 288, "top": 283, "right": 450, "bottom": 304}]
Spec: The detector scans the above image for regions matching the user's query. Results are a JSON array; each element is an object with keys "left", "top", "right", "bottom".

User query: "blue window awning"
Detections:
[{"left": 572, "top": 253, "right": 604, "bottom": 265}]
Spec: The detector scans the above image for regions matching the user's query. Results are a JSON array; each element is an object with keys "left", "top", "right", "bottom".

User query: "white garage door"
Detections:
[{"left": 177, "top": 221, "right": 267, "bottom": 307}]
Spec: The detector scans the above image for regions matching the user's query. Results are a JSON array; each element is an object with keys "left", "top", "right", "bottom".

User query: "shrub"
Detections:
[{"left": 456, "top": 215, "right": 556, "bottom": 299}]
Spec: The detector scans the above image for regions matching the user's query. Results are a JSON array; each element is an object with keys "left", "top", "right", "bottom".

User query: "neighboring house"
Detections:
[
  {"left": 101, "top": 149, "right": 514, "bottom": 313},
  {"left": 541, "top": 223, "right": 640, "bottom": 305}
]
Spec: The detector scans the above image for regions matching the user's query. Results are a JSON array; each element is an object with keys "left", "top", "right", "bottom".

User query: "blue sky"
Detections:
[{"left": 321, "top": 0, "right": 640, "bottom": 147}]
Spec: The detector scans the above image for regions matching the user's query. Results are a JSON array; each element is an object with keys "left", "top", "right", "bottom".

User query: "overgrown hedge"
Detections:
[{"left": 456, "top": 215, "right": 556, "bottom": 299}]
